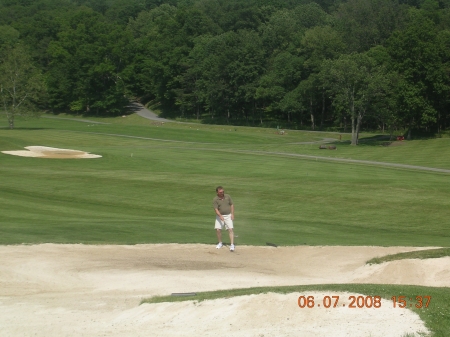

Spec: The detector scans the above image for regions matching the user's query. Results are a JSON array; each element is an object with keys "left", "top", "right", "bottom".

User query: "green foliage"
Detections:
[
  {"left": 334, "top": 0, "right": 407, "bottom": 52},
  {"left": 177, "top": 29, "right": 266, "bottom": 121},
  {"left": 1, "top": 0, "right": 450, "bottom": 134},
  {"left": 386, "top": 8, "right": 449, "bottom": 135},
  {"left": 0, "top": 25, "right": 20, "bottom": 49},
  {"left": 0, "top": 44, "right": 46, "bottom": 129},
  {"left": 46, "top": 8, "right": 132, "bottom": 115},
  {"left": 127, "top": 4, "right": 190, "bottom": 105}
]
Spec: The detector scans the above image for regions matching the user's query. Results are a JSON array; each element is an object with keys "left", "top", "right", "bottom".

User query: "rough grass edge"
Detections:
[{"left": 366, "top": 248, "right": 450, "bottom": 265}]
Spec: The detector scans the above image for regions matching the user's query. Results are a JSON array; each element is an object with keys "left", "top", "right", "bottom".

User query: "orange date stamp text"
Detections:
[{"left": 297, "top": 295, "right": 432, "bottom": 309}]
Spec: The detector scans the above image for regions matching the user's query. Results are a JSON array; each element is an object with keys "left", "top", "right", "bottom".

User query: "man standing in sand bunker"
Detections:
[{"left": 213, "top": 186, "right": 235, "bottom": 251}]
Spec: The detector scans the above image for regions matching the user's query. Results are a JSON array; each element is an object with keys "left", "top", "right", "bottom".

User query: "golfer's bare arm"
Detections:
[
  {"left": 231, "top": 204, "right": 234, "bottom": 220},
  {"left": 215, "top": 208, "right": 224, "bottom": 220}
]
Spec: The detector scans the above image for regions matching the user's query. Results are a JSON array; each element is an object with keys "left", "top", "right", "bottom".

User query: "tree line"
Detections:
[{"left": 1, "top": 0, "right": 450, "bottom": 143}]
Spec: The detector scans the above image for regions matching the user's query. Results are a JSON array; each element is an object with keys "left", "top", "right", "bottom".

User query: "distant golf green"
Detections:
[{"left": 1, "top": 114, "right": 449, "bottom": 246}]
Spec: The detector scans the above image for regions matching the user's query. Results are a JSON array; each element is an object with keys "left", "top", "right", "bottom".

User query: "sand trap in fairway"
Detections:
[
  {"left": 1, "top": 146, "right": 101, "bottom": 158},
  {"left": 1, "top": 244, "right": 446, "bottom": 336}
]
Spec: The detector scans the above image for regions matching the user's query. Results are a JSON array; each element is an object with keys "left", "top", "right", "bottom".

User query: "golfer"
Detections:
[{"left": 213, "top": 186, "right": 235, "bottom": 251}]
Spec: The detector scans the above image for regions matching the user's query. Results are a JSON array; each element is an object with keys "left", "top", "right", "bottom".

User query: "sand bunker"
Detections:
[
  {"left": 1, "top": 244, "right": 447, "bottom": 336},
  {"left": 1, "top": 146, "right": 101, "bottom": 158}
]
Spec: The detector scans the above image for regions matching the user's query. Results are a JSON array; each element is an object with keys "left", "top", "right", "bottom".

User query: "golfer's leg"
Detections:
[
  {"left": 228, "top": 228, "right": 234, "bottom": 245},
  {"left": 216, "top": 228, "right": 222, "bottom": 243}
]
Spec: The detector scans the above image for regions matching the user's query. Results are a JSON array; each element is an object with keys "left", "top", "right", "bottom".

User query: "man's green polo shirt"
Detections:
[{"left": 213, "top": 194, "right": 233, "bottom": 215}]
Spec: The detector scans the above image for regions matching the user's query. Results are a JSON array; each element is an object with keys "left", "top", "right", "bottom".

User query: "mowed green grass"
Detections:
[{"left": 0, "top": 114, "right": 449, "bottom": 246}]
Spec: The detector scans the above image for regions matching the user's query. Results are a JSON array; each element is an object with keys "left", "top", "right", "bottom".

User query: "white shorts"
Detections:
[{"left": 215, "top": 214, "right": 233, "bottom": 230}]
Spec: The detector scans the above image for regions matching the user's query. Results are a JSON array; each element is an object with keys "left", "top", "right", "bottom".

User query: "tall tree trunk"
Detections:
[
  {"left": 407, "top": 118, "right": 413, "bottom": 140},
  {"left": 389, "top": 124, "right": 394, "bottom": 141},
  {"left": 321, "top": 90, "right": 325, "bottom": 128},
  {"left": 350, "top": 89, "right": 362, "bottom": 145},
  {"left": 350, "top": 99, "right": 357, "bottom": 145},
  {"left": 355, "top": 113, "right": 363, "bottom": 145},
  {"left": 310, "top": 96, "right": 315, "bottom": 130},
  {"left": 437, "top": 111, "right": 441, "bottom": 135},
  {"left": 351, "top": 117, "right": 357, "bottom": 145},
  {"left": 259, "top": 102, "right": 264, "bottom": 125}
]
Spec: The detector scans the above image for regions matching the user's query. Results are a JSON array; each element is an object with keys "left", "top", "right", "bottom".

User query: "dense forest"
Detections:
[{"left": 1, "top": 0, "right": 450, "bottom": 143}]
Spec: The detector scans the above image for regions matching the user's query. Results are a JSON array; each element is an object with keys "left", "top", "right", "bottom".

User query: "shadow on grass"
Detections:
[
  {"left": 0, "top": 127, "right": 47, "bottom": 130},
  {"left": 314, "top": 134, "right": 407, "bottom": 149},
  {"left": 326, "top": 134, "right": 396, "bottom": 147}
]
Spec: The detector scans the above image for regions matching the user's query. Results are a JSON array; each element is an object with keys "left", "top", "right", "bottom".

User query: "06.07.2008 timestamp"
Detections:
[{"left": 297, "top": 295, "right": 432, "bottom": 309}]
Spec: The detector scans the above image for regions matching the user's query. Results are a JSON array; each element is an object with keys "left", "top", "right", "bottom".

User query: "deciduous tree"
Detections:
[
  {"left": 0, "top": 44, "right": 45, "bottom": 129},
  {"left": 321, "top": 53, "right": 389, "bottom": 144}
]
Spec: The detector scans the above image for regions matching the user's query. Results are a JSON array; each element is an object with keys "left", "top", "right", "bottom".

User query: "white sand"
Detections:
[
  {"left": 1, "top": 146, "right": 101, "bottom": 158},
  {"left": 1, "top": 244, "right": 447, "bottom": 336}
]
